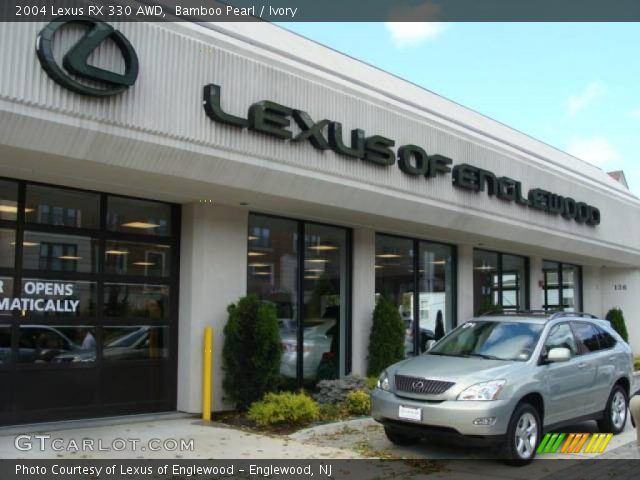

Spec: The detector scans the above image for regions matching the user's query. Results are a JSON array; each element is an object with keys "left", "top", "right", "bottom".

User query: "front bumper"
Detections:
[{"left": 371, "top": 388, "right": 512, "bottom": 438}]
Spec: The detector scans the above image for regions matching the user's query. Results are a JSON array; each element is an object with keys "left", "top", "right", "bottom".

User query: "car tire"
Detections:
[
  {"left": 384, "top": 427, "right": 420, "bottom": 446},
  {"left": 597, "top": 385, "right": 627, "bottom": 434},
  {"left": 502, "top": 402, "right": 541, "bottom": 465}
]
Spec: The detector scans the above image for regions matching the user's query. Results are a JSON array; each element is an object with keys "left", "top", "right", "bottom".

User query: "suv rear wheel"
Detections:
[
  {"left": 503, "top": 403, "right": 540, "bottom": 464},
  {"left": 384, "top": 427, "right": 420, "bottom": 446},
  {"left": 597, "top": 385, "right": 627, "bottom": 434}
]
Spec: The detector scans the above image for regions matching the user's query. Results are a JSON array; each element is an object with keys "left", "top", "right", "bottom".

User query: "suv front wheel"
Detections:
[
  {"left": 503, "top": 403, "right": 541, "bottom": 464},
  {"left": 597, "top": 385, "right": 627, "bottom": 434}
]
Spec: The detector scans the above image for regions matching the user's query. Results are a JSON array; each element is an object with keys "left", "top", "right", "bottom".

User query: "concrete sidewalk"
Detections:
[{"left": 0, "top": 415, "right": 359, "bottom": 460}]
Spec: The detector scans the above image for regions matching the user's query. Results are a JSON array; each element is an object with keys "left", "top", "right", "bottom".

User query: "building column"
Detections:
[
  {"left": 529, "top": 256, "right": 543, "bottom": 310},
  {"left": 457, "top": 244, "right": 474, "bottom": 322},
  {"left": 177, "top": 203, "right": 248, "bottom": 413},
  {"left": 582, "top": 265, "right": 603, "bottom": 315},
  {"left": 351, "top": 227, "right": 376, "bottom": 376}
]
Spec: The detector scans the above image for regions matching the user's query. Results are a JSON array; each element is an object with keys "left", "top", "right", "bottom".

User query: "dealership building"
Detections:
[{"left": 0, "top": 18, "right": 638, "bottom": 425}]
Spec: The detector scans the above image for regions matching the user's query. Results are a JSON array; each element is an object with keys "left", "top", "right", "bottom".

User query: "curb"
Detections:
[{"left": 289, "top": 417, "right": 376, "bottom": 442}]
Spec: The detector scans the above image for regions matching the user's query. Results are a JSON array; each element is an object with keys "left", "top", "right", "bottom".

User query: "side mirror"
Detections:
[
  {"left": 425, "top": 340, "right": 436, "bottom": 351},
  {"left": 547, "top": 347, "right": 571, "bottom": 363}
]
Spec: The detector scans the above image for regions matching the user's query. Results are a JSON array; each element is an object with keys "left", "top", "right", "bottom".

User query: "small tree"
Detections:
[
  {"left": 606, "top": 308, "right": 629, "bottom": 342},
  {"left": 222, "top": 295, "right": 281, "bottom": 410},
  {"left": 367, "top": 297, "right": 405, "bottom": 377}
]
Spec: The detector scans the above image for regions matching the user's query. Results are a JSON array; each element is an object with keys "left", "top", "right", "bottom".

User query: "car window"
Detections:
[
  {"left": 572, "top": 322, "right": 601, "bottom": 353},
  {"left": 543, "top": 323, "right": 578, "bottom": 357},
  {"left": 429, "top": 321, "right": 543, "bottom": 361},
  {"left": 595, "top": 326, "right": 616, "bottom": 350}
]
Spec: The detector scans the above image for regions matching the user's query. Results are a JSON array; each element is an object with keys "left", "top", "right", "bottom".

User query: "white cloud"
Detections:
[
  {"left": 566, "top": 81, "right": 605, "bottom": 116},
  {"left": 566, "top": 137, "right": 619, "bottom": 166},
  {"left": 384, "top": 22, "right": 447, "bottom": 48}
]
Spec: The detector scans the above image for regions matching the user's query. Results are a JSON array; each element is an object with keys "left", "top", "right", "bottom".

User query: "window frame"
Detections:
[
  {"left": 474, "top": 248, "right": 530, "bottom": 314},
  {"left": 247, "top": 212, "right": 353, "bottom": 387},
  {"left": 542, "top": 260, "right": 583, "bottom": 312},
  {"left": 0, "top": 176, "right": 180, "bottom": 372},
  {"left": 376, "top": 232, "right": 458, "bottom": 356}
]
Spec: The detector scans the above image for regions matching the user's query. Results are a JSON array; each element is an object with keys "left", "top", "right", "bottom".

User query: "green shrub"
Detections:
[
  {"left": 365, "top": 376, "right": 379, "bottom": 390},
  {"left": 222, "top": 295, "right": 282, "bottom": 410},
  {"left": 248, "top": 392, "right": 320, "bottom": 427},
  {"left": 634, "top": 356, "right": 640, "bottom": 372},
  {"left": 345, "top": 390, "right": 371, "bottom": 416},
  {"left": 367, "top": 297, "right": 405, "bottom": 377},
  {"left": 319, "top": 402, "right": 347, "bottom": 422},
  {"left": 606, "top": 308, "right": 629, "bottom": 343}
]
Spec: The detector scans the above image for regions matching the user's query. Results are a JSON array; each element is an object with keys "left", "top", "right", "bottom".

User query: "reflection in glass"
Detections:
[
  {"left": 0, "top": 325, "right": 10, "bottom": 365},
  {"left": 21, "top": 279, "right": 97, "bottom": 318},
  {"left": 562, "top": 264, "right": 581, "bottom": 312},
  {"left": 0, "top": 180, "right": 18, "bottom": 221},
  {"left": 473, "top": 250, "right": 527, "bottom": 315},
  {"left": 0, "top": 277, "right": 14, "bottom": 318},
  {"left": 375, "top": 235, "right": 415, "bottom": 357},
  {"left": 107, "top": 196, "right": 171, "bottom": 236},
  {"left": 103, "top": 326, "right": 168, "bottom": 361},
  {"left": 0, "top": 230, "right": 15, "bottom": 268},
  {"left": 103, "top": 283, "right": 169, "bottom": 320},
  {"left": 25, "top": 185, "right": 100, "bottom": 228},
  {"left": 542, "top": 261, "right": 582, "bottom": 312},
  {"left": 418, "top": 242, "right": 454, "bottom": 351},
  {"left": 18, "top": 325, "right": 96, "bottom": 363},
  {"left": 303, "top": 224, "right": 347, "bottom": 384},
  {"left": 22, "top": 231, "right": 98, "bottom": 273},
  {"left": 501, "top": 254, "right": 527, "bottom": 311},
  {"left": 473, "top": 250, "right": 499, "bottom": 315},
  {"left": 247, "top": 215, "right": 299, "bottom": 388},
  {"left": 105, "top": 240, "right": 171, "bottom": 277}
]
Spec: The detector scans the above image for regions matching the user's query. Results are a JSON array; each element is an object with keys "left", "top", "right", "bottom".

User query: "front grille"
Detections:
[{"left": 395, "top": 375, "right": 455, "bottom": 395}]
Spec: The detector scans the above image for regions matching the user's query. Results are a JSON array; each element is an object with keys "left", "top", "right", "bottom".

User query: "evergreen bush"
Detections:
[
  {"left": 606, "top": 308, "right": 629, "bottom": 343},
  {"left": 367, "top": 297, "right": 405, "bottom": 377},
  {"left": 222, "top": 295, "right": 281, "bottom": 410}
]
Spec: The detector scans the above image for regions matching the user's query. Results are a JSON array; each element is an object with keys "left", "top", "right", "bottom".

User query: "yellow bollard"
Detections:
[{"left": 202, "top": 327, "right": 213, "bottom": 422}]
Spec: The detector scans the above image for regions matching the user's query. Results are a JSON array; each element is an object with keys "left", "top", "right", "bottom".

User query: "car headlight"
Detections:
[
  {"left": 457, "top": 379, "right": 506, "bottom": 401},
  {"left": 377, "top": 370, "right": 390, "bottom": 391}
]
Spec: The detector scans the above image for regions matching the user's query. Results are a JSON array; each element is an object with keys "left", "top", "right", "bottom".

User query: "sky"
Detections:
[{"left": 279, "top": 22, "right": 640, "bottom": 196}]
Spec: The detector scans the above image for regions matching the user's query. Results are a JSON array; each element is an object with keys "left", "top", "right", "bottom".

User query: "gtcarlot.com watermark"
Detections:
[{"left": 15, "top": 435, "right": 195, "bottom": 453}]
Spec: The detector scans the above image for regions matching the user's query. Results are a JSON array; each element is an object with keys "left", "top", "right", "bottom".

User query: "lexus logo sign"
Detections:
[
  {"left": 36, "top": 17, "right": 139, "bottom": 97},
  {"left": 412, "top": 380, "right": 425, "bottom": 390}
]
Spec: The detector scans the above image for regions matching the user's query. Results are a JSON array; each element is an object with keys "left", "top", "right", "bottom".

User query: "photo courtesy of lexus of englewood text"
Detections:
[{"left": 0, "top": 1, "right": 639, "bottom": 480}]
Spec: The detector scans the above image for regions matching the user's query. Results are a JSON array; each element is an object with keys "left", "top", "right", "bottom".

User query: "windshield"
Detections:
[{"left": 429, "top": 321, "right": 543, "bottom": 361}]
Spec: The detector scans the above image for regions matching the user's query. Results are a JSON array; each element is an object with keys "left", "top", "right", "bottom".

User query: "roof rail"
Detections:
[
  {"left": 549, "top": 312, "right": 598, "bottom": 320},
  {"left": 479, "top": 309, "right": 549, "bottom": 317}
]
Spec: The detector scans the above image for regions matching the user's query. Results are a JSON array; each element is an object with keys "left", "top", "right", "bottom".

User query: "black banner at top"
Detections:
[{"left": 3, "top": 0, "right": 640, "bottom": 22}]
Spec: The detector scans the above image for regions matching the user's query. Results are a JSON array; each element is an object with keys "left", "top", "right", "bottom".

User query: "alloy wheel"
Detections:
[
  {"left": 514, "top": 412, "right": 538, "bottom": 459},
  {"left": 611, "top": 391, "right": 626, "bottom": 430}
]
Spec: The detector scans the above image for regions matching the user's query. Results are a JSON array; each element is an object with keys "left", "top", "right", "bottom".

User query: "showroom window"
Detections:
[
  {"left": 541, "top": 260, "right": 582, "bottom": 312},
  {"left": 375, "top": 234, "right": 456, "bottom": 356},
  {"left": 473, "top": 249, "right": 528, "bottom": 315},
  {"left": 247, "top": 214, "right": 351, "bottom": 389},
  {"left": 0, "top": 177, "right": 179, "bottom": 425}
]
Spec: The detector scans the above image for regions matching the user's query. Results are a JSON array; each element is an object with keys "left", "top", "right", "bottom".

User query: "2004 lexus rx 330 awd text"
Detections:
[{"left": 371, "top": 312, "right": 634, "bottom": 462}]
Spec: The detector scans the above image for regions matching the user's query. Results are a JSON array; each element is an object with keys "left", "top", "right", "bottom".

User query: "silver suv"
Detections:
[{"left": 371, "top": 312, "right": 634, "bottom": 462}]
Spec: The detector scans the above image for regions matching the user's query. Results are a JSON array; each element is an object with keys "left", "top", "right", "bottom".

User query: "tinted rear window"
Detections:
[{"left": 572, "top": 322, "right": 600, "bottom": 353}]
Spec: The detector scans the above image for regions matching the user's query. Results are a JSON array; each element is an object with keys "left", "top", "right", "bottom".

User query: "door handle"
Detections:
[
  {"left": 608, "top": 356, "right": 616, "bottom": 361},
  {"left": 578, "top": 363, "right": 587, "bottom": 369}
]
